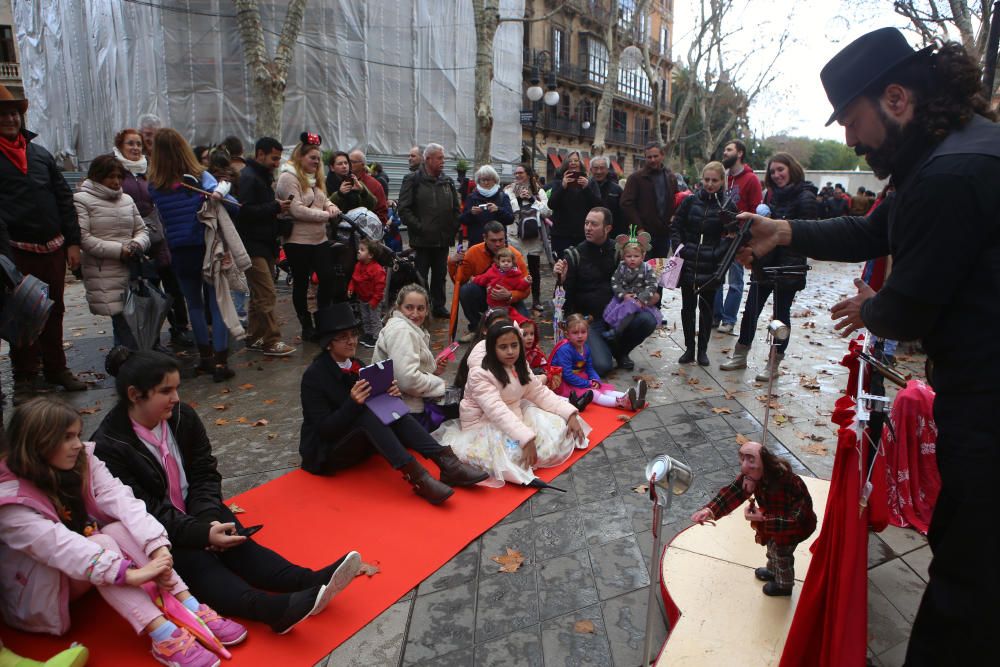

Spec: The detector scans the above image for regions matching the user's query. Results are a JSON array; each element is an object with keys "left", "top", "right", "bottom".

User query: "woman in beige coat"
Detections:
[
  {"left": 74, "top": 154, "right": 150, "bottom": 349},
  {"left": 275, "top": 133, "right": 341, "bottom": 341}
]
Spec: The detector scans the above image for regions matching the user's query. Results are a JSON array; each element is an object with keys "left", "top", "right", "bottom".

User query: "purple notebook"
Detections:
[{"left": 359, "top": 359, "right": 410, "bottom": 425}]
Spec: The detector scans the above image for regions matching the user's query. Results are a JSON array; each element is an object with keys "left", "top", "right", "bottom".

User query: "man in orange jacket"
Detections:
[{"left": 448, "top": 221, "right": 529, "bottom": 341}]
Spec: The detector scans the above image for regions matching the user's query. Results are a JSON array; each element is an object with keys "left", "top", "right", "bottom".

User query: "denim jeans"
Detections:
[
  {"left": 171, "top": 246, "right": 229, "bottom": 352},
  {"left": 713, "top": 262, "right": 745, "bottom": 325},
  {"left": 111, "top": 313, "right": 139, "bottom": 350},
  {"left": 737, "top": 283, "right": 795, "bottom": 354},
  {"left": 588, "top": 312, "right": 657, "bottom": 376}
]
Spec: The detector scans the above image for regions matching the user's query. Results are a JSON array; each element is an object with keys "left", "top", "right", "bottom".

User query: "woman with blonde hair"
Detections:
[
  {"left": 148, "top": 128, "right": 238, "bottom": 381},
  {"left": 275, "top": 132, "right": 341, "bottom": 342}
]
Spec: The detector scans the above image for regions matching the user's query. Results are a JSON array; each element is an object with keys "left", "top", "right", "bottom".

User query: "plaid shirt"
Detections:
[{"left": 705, "top": 472, "right": 817, "bottom": 546}]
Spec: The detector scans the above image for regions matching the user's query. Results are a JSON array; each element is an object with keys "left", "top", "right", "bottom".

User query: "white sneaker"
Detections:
[
  {"left": 717, "top": 322, "right": 735, "bottom": 334},
  {"left": 263, "top": 341, "right": 296, "bottom": 356}
]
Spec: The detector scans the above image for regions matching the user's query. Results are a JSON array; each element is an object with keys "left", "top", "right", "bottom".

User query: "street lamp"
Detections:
[{"left": 524, "top": 51, "right": 560, "bottom": 174}]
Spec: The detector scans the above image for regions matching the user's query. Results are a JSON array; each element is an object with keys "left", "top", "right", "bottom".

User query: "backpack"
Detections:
[{"left": 0, "top": 255, "right": 54, "bottom": 348}]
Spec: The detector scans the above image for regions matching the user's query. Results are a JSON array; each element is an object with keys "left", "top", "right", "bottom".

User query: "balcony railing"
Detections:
[{"left": 0, "top": 62, "right": 21, "bottom": 80}]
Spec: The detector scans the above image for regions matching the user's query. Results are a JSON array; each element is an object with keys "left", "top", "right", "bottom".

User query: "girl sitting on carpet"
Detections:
[
  {"left": 550, "top": 314, "right": 647, "bottom": 411},
  {"left": 92, "top": 348, "right": 359, "bottom": 636},
  {"left": 521, "top": 319, "right": 563, "bottom": 394},
  {"left": 0, "top": 396, "right": 241, "bottom": 666},
  {"left": 453, "top": 308, "right": 513, "bottom": 390},
  {"left": 437, "top": 321, "right": 590, "bottom": 487},
  {"left": 373, "top": 285, "right": 454, "bottom": 432},
  {"left": 299, "top": 303, "right": 488, "bottom": 506}
]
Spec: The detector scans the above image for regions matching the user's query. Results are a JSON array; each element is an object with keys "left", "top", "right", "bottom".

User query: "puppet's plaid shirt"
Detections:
[{"left": 705, "top": 472, "right": 817, "bottom": 546}]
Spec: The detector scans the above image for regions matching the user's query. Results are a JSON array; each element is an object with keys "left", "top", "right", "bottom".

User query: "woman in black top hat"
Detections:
[{"left": 299, "top": 302, "right": 489, "bottom": 504}]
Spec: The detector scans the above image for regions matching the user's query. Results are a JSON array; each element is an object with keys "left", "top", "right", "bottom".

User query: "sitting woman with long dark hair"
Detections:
[{"left": 92, "top": 347, "right": 361, "bottom": 635}]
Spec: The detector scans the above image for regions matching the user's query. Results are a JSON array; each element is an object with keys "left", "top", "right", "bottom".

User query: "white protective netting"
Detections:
[{"left": 14, "top": 0, "right": 524, "bottom": 165}]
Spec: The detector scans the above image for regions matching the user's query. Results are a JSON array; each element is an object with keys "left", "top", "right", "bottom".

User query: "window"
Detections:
[
  {"left": 581, "top": 36, "right": 609, "bottom": 85},
  {"left": 660, "top": 26, "right": 668, "bottom": 55},
  {"left": 552, "top": 28, "right": 568, "bottom": 71},
  {"left": 558, "top": 92, "right": 570, "bottom": 119},
  {"left": 637, "top": 116, "right": 651, "bottom": 144},
  {"left": 612, "top": 109, "right": 628, "bottom": 134},
  {"left": 617, "top": 67, "right": 652, "bottom": 105},
  {"left": 618, "top": 0, "right": 636, "bottom": 28},
  {"left": 0, "top": 26, "right": 15, "bottom": 63}
]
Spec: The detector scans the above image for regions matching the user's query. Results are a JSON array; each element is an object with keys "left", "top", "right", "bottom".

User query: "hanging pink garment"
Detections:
[{"left": 883, "top": 380, "right": 940, "bottom": 535}]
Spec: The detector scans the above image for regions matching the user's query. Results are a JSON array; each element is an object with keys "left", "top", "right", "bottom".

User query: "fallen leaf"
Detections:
[
  {"left": 267, "top": 433, "right": 277, "bottom": 440},
  {"left": 220, "top": 388, "right": 231, "bottom": 394},
  {"left": 228, "top": 503, "right": 245, "bottom": 514},
  {"left": 723, "top": 392, "right": 736, "bottom": 400},
  {"left": 76, "top": 406, "right": 100, "bottom": 415},
  {"left": 650, "top": 350, "right": 662, "bottom": 358},
  {"left": 699, "top": 386, "right": 714, "bottom": 393},
  {"left": 686, "top": 377, "right": 700, "bottom": 385},
  {"left": 252, "top": 419, "right": 269, "bottom": 427},
  {"left": 799, "top": 375, "right": 821, "bottom": 390},
  {"left": 188, "top": 401, "right": 200, "bottom": 409},
  {"left": 491, "top": 548, "right": 525, "bottom": 573},
  {"left": 616, "top": 415, "right": 631, "bottom": 422},
  {"left": 632, "top": 484, "right": 649, "bottom": 494},
  {"left": 263, "top": 399, "right": 277, "bottom": 405},
  {"left": 215, "top": 418, "right": 229, "bottom": 426},
  {"left": 803, "top": 443, "right": 829, "bottom": 456},
  {"left": 356, "top": 561, "right": 380, "bottom": 577},
  {"left": 213, "top": 404, "right": 228, "bottom": 411},
  {"left": 236, "top": 417, "right": 249, "bottom": 424},
  {"left": 773, "top": 414, "right": 789, "bottom": 426},
  {"left": 736, "top": 434, "right": 750, "bottom": 445},
  {"left": 574, "top": 620, "right": 596, "bottom": 634},
  {"left": 711, "top": 407, "right": 732, "bottom": 415},
  {"left": 673, "top": 367, "right": 687, "bottom": 377}
]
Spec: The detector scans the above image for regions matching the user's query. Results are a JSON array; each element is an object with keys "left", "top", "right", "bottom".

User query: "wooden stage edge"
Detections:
[{"left": 655, "top": 476, "right": 831, "bottom": 666}]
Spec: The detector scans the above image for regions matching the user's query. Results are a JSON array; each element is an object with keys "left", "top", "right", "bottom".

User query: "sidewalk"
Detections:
[{"left": 25, "top": 256, "right": 926, "bottom": 667}]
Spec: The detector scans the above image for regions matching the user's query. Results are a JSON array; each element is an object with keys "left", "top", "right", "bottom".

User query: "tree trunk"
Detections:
[
  {"left": 591, "top": 3, "right": 620, "bottom": 155},
  {"left": 233, "top": 0, "right": 307, "bottom": 139},
  {"left": 637, "top": 0, "right": 664, "bottom": 146},
  {"left": 472, "top": 1, "right": 499, "bottom": 167}
]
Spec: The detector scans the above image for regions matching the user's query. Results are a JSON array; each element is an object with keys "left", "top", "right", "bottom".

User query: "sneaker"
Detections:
[
  {"left": 245, "top": 338, "right": 264, "bottom": 352},
  {"left": 762, "top": 581, "right": 793, "bottom": 597},
  {"left": 271, "top": 586, "right": 323, "bottom": 635},
  {"left": 359, "top": 335, "right": 376, "bottom": 349},
  {"left": 262, "top": 341, "right": 296, "bottom": 356},
  {"left": 457, "top": 330, "right": 477, "bottom": 344},
  {"left": 44, "top": 369, "right": 88, "bottom": 392},
  {"left": 150, "top": 627, "right": 220, "bottom": 667},
  {"left": 717, "top": 322, "right": 735, "bottom": 334},
  {"left": 194, "top": 605, "right": 248, "bottom": 646},
  {"left": 311, "top": 551, "right": 362, "bottom": 616},
  {"left": 634, "top": 379, "right": 647, "bottom": 409}
]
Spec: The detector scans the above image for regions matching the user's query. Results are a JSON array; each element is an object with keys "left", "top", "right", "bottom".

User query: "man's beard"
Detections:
[
  {"left": 855, "top": 106, "right": 910, "bottom": 180},
  {"left": 722, "top": 155, "right": 737, "bottom": 169}
]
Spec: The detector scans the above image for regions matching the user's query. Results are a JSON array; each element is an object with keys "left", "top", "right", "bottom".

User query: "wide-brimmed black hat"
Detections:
[
  {"left": 315, "top": 303, "right": 359, "bottom": 349},
  {"left": 821, "top": 27, "right": 933, "bottom": 126}
]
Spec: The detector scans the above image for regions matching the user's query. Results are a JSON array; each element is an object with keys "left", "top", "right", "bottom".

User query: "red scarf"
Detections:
[{"left": 0, "top": 133, "right": 28, "bottom": 174}]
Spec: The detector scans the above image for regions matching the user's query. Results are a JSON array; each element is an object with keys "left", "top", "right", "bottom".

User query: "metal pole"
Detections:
[
  {"left": 642, "top": 477, "right": 673, "bottom": 666},
  {"left": 982, "top": 1, "right": 1000, "bottom": 98},
  {"left": 761, "top": 339, "right": 776, "bottom": 450},
  {"left": 531, "top": 101, "right": 539, "bottom": 175}
]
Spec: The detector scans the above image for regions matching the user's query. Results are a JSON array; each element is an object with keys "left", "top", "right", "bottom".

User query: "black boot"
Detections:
[
  {"left": 213, "top": 350, "right": 236, "bottom": 382},
  {"left": 400, "top": 459, "right": 454, "bottom": 504},
  {"left": 299, "top": 313, "right": 316, "bottom": 343},
  {"left": 197, "top": 345, "right": 214, "bottom": 374},
  {"left": 697, "top": 326, "right": 711, "bottom": 366},
  {"left": 527, "top": 252, "right": 543, "bottom": 312},
  {"left": 678, "top": 348, "right": 695, "bottom": 364},
  {"left": 430, "top": 446, "right": 489, "bottom": 487},
  {"left": 697, "top": 349, "right": 710, "bottom": 366},
  {"left": 568, "top": 389, "right": 594, "bottom": 412}
]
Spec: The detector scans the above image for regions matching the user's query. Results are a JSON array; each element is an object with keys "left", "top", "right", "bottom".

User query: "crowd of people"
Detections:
[{"left": 0, "top": 22, "right": 996, "bottom": 664}]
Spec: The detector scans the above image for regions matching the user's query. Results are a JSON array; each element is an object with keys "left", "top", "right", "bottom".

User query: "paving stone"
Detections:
[
  {"left": 418, "top": 540, "right": 480, "bottom": 597},
  {"left": 651, "top": 402, "right": 696, "bottom": 426},
  {"left": 480, "top": 519, "right": 535, "bottom": 576},
  {"left": 877, "top": 640, "right": 909, "bottom": 667},
  {"left": 680, "top": 441, "right": 729, "bottom": 474},
  {"left": 877, "top": 524, "right": 928, "bottom": 557},
  {"left": 636, "top": 526, "right": 687, "bottom": 576},
  {"left": 598, "top": 429, "right": 644, "bottom": 463},
  {"left": 602, "top": 588, "right": 668, "bottom": 667},
  {"left": 625, "top": 405, "right": 663, "bottom": 432},
  {"left": 498, "top": 499, "right": 532, "bottom": 525},
  {"left": 633, "top": 426, "right": 682, "bottom": 459},
  {"left": 664, "top": 421, "right": 711, "bottom": 448},
  {"left": 869, "top": 558, "right": 926, "bottom": 624},
  {"left": 533, "top": 508, "right": 588, "bottom": 561},
  {"left": 900, "top": 545, "right": 931, "bottom": 583},
  {"left": 868, "top": 533, "right": 896, "bottom": 570},
  {"left": 723, "top": 409, "right": 763, "bottom": 433},
  {"left": 322, "top": 598, "right": 410, "bottom": 666},
  {"left": 475, "top": 564, "right": 539, "bottom": 643},
  {"left": 535, "top": 550, "right": 601, "bottom": 621},
  {"left": 411, "top": 647, "right": 475, "bottom": 666},
  {"left": 473, "top": 627, "right": 544, "bottom": 667},
  {"left": 620, "top": 486, "right": 657, "bottom": 533},
  {"left": 867, "top": 580, "right": 912, "bottom": 656},
  {"left": 571, "top": 463, "right": 618, "bottom": 503},
  {"left": 681, "top": 398, "right": 720, "bottom": 419},
  {"left": 529, "top": 471, "right": 579, "bottom": 517},
  {"left": 402, "top": 582, "right": 476, "bottom": 664},
  {"left": 589, "top": 534, "right": 651, "bottom": 599},
  {"left": 580, "top": 496, "right": 633, "bottom": 546},
  {"left": 572, "top": 445, "right": 611, "bottom": 470},
  {"left": 695, "top": 415, "right": 735, "bottom": 441},
  {"left": 610, "top": 456, "right": 652, "bottom": 491},
  {"left": 540, "top": 605, "right": 613, "bottom": 667}
]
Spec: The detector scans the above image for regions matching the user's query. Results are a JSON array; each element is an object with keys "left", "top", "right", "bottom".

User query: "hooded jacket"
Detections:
[
  {"left": 75, "top": 180, "right": 151, "bottom": 315},
  {"left": 754, "top": 181, "right": 819, "bottom": 290},
  {"left": 726, "top": 163, "right": 763, "bottom": 214}
]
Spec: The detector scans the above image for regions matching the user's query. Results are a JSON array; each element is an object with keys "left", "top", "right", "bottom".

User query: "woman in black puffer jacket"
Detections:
[
  {"left": 721, "top": 152, "right": 818, "bottom": 379},
  {"left": 670, "top": 161, "right": 737, "bottom": 366}
]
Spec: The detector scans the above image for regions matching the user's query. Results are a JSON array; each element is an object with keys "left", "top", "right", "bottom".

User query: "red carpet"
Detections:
[{"left": 1, "top": 406, "right": 630, "bottom": 665}]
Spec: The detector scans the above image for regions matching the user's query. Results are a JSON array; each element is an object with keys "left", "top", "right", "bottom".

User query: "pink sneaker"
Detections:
[
  {"left": 151, "top": 627, "right": 220, "bottom": 667},
  {"left": 195, "top": 604, "right": 248, "bottom": 646}
]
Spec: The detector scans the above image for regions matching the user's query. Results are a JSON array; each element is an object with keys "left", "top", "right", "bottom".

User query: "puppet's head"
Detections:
[
  {"left": 614, "top": 226, "right": 652, "bottom": 256},
  {"left": 739, "top": 440, "right": 793, "bottom": 493}
]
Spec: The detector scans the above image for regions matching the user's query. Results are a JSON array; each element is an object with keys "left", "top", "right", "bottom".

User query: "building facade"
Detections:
[
  {"left": 521, "top": 0, "right": 673, "bottom": 179},
  {"left": 0, "top": 2, "right": 22, "bottom": 98}
]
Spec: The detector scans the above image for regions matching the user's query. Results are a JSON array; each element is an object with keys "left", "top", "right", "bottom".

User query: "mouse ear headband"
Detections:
[
  {"left": 300, "top": 131, "right": 322, "bottom": 146},
  {"left": 615, "top": 226, "right": 652, "bottom": 253}
]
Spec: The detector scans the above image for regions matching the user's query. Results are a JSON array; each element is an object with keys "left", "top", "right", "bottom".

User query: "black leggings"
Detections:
[
  {"left": 681, "top": 284, "right": 717, "bottom": 352},
  {"left": 737, "top": 283, "right": 795, "bottom": 354},
  {"left": 284, "top": 243, "right": 337, "bottom": 317},
  {"left": 314, "top": 410, "right": 445, "bottom": 474}
]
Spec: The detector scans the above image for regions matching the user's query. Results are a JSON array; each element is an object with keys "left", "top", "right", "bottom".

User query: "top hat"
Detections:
[
  {"left": 0, "top": 85, "right": 28, "bottom": 114},
  {"left": 314, "top": 302, "right": 359, "bottom": 350},
  {"left": 820, "top": 27, "right": 933, "bottom": 126}
]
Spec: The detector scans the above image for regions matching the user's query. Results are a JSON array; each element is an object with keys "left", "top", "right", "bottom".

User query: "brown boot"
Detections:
[
  {"left": 400, "top": 459, "right": 454, "bottom": 505},
  {"left": 197, "top": 345, "right": 214, "bottom": 374},
  {"left": 431, "top": 446, "right": 489, "bottom": 487},
  {"left": 44, "top": 368, "right": 88, "bottom": 392}
]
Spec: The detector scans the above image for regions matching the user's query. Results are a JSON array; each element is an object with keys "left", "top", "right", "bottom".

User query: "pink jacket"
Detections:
[
  {"left": 0, "top": 444, "right": 170, "bottom": 635},
  {"left": 461, "top": 366, "right": 577, "bottom": 445}
]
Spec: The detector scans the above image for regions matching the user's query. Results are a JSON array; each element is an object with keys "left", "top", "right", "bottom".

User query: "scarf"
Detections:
[
  {"left": 113, "top": 147, "right": 147, "bottom": 176},
  {"left": 477, "top": 183, "right": 500, "bottom": 198},
  {"left": 0, "top": 132, "right": 28, "bottom": 174}
]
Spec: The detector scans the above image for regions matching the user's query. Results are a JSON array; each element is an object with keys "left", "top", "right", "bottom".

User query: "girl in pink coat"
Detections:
[
  {"left": 438, "top": 321, "right": 590, "bottom": 487},
  {"left": 0, "top": 397, "right": 243, "bottom": 667}
]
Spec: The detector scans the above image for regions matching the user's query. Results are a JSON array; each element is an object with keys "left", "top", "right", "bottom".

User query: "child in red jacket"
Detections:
[
  {"left": 471, "top": 248, "right": 530, "bottom": 324},
  {"left": 348, "top": 239, "right": 387, "bottom": 347}
]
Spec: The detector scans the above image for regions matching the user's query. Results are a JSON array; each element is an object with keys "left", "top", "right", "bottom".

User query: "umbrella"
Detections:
[{"left": 121, "top": 277, "right": 172, "bottom": 351}]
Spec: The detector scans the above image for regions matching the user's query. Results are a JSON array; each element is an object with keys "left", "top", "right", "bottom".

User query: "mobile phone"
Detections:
[
  {"left": 436, "top": 341, "right": 461, "bottom": 363},
  {"left": 237, "top": 524, "right": 263, "bottom": 538}
]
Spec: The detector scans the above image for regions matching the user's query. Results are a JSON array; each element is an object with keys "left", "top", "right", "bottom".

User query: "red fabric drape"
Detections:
[{"left": 884, "top": 380, "right": 940, "bottom": 534}]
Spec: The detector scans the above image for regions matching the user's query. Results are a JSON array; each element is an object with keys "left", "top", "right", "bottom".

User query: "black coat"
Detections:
[
  {"left": 237, "top": 159, "right": 282, "bottom": 259},
  {"left": 563, "top": 239, "right": 619, "bottom": 321},
  {"left": 459, "top": 188, "right": 514, "bottom": 244},
  {"left": 299, "top": 353, "right": 369, "bottom": 475},
  {"left": 92, "top": 402, "right": 225, "bottom": 550},
  {"left": 670, "top": 189, "right": 737, "bottom": 288},
  {"left": 755, "top": 182, "right": 819, "bottom": 291},
  {"left": 0, "top": 129, "right": 79, "bottom": 255},
  {"left": 594, "top": 177, "right": 625, "bottom": 236},
  {"left": 548, "top": 176, "right": 601, "bottom": 241}
]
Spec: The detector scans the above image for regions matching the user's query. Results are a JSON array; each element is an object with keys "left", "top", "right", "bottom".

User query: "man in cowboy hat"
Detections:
[
  {"left": 739, "top": 28, "right": 999, "bottom": 664},
  {"left": 0, "top": 84, "right": 87, "bottom": 403}
]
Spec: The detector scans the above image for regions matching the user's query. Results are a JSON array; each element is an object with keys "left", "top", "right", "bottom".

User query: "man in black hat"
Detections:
[
  {"left": 298, "top": 303, "right": 488, "bottom": 505},
  {"left": 0, "top": 84, "right": 87, "bottom": 404},
  {"left": 739, "top": 28, "right": 999, "bottom": 664}
]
